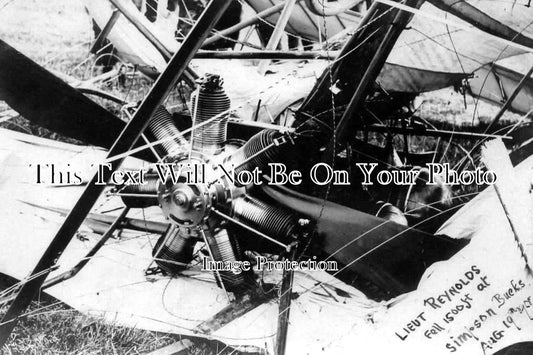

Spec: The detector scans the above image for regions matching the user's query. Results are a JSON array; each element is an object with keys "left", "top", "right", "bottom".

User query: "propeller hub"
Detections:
[
  {"left": 173, "top": 191, "right": 188, "bottom": 206},
  {"left": 157, "top": 154, "right": 233, "bottom": 227}
]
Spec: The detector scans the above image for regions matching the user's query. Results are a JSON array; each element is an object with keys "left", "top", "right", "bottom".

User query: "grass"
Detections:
[
  {"left": 0, "top": 273, "right": 180, "bottom": 354},
  {"left": 0, "top": 304, "right": 222, "bottom": 355},
  {"left": 0, "top": 0, "right": 189, "bottom": 142},
  {"left": 0, "top": 275, "right": 233, "bottom": 354},
  {"left": 2, "top": 304, "right": 181, "bottom": 354}
]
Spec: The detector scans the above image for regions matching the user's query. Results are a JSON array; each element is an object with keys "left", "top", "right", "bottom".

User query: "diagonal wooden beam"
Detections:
[
  {"left": 257, "top": 0, "right": 298, "bottom": 75},
  {"left": 485, "top": 65, "right": 533, "bottom": 133},
  {"left": 90, "top": 9, "right": 121, "bottom": 54},
  {"left": 275, "top": 248, "right": 297, "bottom": 355},
  {"left": 427, "top": 0, "right": 533, "bottom": 50},
  {"left": 203, "top": 2, "right": 288, "bottom": 48},
  {"left": 108, "top": 0, "right": 198, "bottom": 85},
  {"left": 195, "top": 291, "right": 275, "bottom": 335}
]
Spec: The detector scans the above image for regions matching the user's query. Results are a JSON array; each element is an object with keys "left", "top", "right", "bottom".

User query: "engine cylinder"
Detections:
[
  {"left": 147, "top": 105, "right": 187, "bottom": 157},
  {"left": 120, "top": 173, "right": 159, "bottom": 208},
  {"left": 224, "top": 129, "right": 281, "bottom": 187},
  {"left": 190, "top": 74, "right": 230, "bottom": 155},
  {"left": 153, "top": 224, "right": 197, "bottom": 274},
  {"left": 203, "top": 227, "right": 252, "bottom": 293},
  {"left": 232, "top": 196, "right": 297, "bottom": 242}
]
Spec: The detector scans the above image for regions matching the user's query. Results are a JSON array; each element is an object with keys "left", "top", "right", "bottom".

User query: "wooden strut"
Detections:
[
  {"left": 492, "top": 67, "right": 509, "bottom": 103},
  {"left": 486, "top": 65, "right": 533, "bottom": 133},
  {"left": 302, "top": 0, "right": 424, "bottom": 167},
  {"left": 426, "top": 0, "right": 533, "bottom": 50},
  {"left": 366, "top": 124, "right": 513, "bottom": 141},
  {"left": 257, "top": 0, "right": 299, "bottom": 75},
  {"left": 276, "top": 247, "right": 297, "bottom": 355},
  {"left": 297, "top": 2, "right": 382, "bottom": 113},
  {"left": 195, "top": 291, "right": 275, "bottom": 335},
  {"left": 194, "top": 50, "right": 338, "bottom": 60},
  {"left": 202, "top": 2, "right": 289, "bottom": 48},
  {"left": 0, "top": 0, "right": 233, "bottom": 346},
  {"left": 42, "top": 207, "right": 131, "bottom": 289},
  {"left": 0, "top": 207, "right": 131, "bottom": 305},
  {"left": 108, "top": 0, "right": 198, "bottom": 86},
  {"left": 90, "top": 9, "right": 121, "bottom": 54},
  {"left": 333, "top": 0, "right": 424, "bottom": 141}
]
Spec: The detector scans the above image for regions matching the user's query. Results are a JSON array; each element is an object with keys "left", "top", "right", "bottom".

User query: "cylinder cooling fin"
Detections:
[
  {"left": 232, "top": 195, "right": 298, "bottom": 243},
  {"left": 153, "top": 224, "right": 198, "bottom": 274},
  {"left": 202, "top": 226, "right": 253, "bottom": 293},
  {"left": 147, "top": 105, "right": 188, "bottom": 157},
  {"left": 224, "top": 129, "right": 282, "bottom": 187},
  {"left": 190, "top": 74, "right": 231, "bottom": 155},
  {"left": 120, "top": 173, "right": 159, "bottom": 208}
]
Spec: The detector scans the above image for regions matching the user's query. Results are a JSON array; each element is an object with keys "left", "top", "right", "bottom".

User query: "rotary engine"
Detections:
[{"left": 118, "top": 74, "right": 300, "bottom": 293}]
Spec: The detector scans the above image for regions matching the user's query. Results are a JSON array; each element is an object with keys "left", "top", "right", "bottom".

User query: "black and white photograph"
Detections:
[{"left": 0, "top": 0, "right": 532, "bottom": 354}]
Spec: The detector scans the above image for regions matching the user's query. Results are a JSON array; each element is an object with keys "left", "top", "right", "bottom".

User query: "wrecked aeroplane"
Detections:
[{"left": 0, "top": 0, "right": 533, "bottom": 354}]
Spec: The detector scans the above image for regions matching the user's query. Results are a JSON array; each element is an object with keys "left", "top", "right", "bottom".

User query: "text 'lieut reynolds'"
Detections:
[{"left": 393, "top": 265, "right": 532, "bottom": 353}]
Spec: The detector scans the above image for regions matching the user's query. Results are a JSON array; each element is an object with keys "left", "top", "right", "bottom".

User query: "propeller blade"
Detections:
[
  {"left": 0, "top": 39, "right": 155, "bottom": 162},
  {"left": 261, "top": 184, "right": 467, "bottom": 295}
]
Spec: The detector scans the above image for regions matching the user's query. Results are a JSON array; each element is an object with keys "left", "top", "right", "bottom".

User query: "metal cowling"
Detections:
[
  {"left": 190, "top": 74, "right": 230, "bottom": 155},
  {"left": 232, "top": 195, "right": 297, "bottom": 242},
  {"left": 147, "top": 105, "right": 187, "bottom": 157}
]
